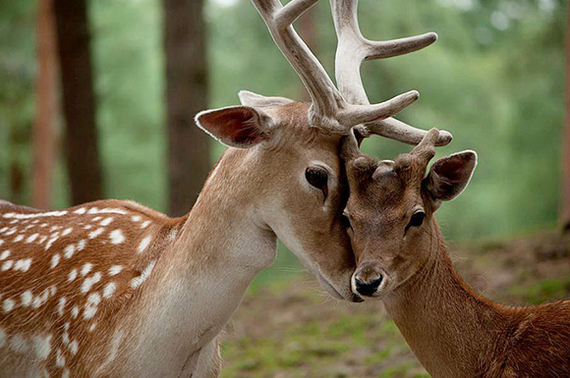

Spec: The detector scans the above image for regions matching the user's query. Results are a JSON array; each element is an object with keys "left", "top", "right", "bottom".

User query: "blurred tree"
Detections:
[
  {"left": 297, "top": 6, "right": 317, "bottom": 102},
  {"left": 563, "top": 0, "right": 570, "bottom": 231},
  {"left": 32, "top": 0, "right": 58, "bottom": 210},
  {"left": 164, "top": 0, "right": 210, "bottom": 216},
  {"left": 53, "top": 0, "right": 103, "bottom": 205}
]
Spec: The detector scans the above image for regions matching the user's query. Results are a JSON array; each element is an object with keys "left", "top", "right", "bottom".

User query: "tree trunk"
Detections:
[
  {"left": 53, "top": 0, "right": 103, "bottom": 205},
  {"left": 164, "top": 0, "right": 210, "bottom": 216},
  {"left": 297, "top": 6, "right": 317, "bottom": 102},
  {"left": 32, "top": 0, "right": 58, "bottom": 210},
  {"left": 563, "top": 0, "right": 570, "bottom": 231}
]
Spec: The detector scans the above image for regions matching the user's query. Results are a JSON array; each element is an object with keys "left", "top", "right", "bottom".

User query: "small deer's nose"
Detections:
[{"left": 354, "top": 275, "right": 383, "bottom": 297}]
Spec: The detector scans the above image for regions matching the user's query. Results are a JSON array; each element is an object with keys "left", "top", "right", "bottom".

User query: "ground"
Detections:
[{"left": 220, "top": 231, "right": 570, "bottom": 377}]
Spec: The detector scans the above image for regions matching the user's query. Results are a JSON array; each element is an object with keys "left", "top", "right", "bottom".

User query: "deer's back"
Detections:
[
  {"left": 484, "top": 300, "right": 570, "bottom": 378},
  {"left": 0, "top": 199, "right": 184, "bottom": 376}
]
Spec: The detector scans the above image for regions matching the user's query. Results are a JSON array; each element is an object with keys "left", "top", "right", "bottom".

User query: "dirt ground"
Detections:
[{"left": 220, "top": 231, "right": 570, "bottom": 377}]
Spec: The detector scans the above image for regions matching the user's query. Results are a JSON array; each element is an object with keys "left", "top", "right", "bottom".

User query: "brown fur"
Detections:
[{"left": 343, "top": 130, "right": 570, "bottom": 377}]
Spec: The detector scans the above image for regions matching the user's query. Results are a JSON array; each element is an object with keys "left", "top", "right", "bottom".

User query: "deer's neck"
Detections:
[
  {"left": 124, "top": 149, "right": 278, "bottom": 376},
  {"left": 382, "top": 221, "right": 510, "bottom": 377}
]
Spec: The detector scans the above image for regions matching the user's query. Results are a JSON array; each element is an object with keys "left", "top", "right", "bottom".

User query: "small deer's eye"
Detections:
[
  {"left": 405, "top": 211, "right": 425, "bottom": 234},
  {"left": 305, "top": 167, "right": 328, "bottom": 197}
]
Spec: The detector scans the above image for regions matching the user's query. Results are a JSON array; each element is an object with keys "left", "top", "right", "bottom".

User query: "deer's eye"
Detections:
[
  {"left": 305, "top": 167, "right": 328, "bottom": 198},
  {"left": 405, "top": 211, "right": 425, "bottom": 234}
]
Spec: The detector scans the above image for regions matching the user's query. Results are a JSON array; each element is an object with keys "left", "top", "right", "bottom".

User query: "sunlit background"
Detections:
[{"left": 0, "top": 0, "right": 567, "bottom": 375}]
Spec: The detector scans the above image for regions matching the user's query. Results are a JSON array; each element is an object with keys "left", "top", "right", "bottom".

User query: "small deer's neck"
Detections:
[
  {"left": 382, "top": 221, "right": 509, "bottom": 377},
  {"left": 123, "top": 149, "right": 278, "bottom": 376}
]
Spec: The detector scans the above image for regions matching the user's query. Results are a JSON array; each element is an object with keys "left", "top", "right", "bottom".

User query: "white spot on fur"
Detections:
[
  {"left": 103, "top": 282, "right": 117, "bottom": 299},
  {"left": 9, "top": 334, "right": 29, "bottom": 353},
  {"left": 131, "top": 215, "right": 141, "bottom": 222},
  {"left": 51, "top": 254, "right": 60, "bottom": 269},
  {"left": 14, "top": 258, "right": 32, "bottom": 272},
  {"left": 33, "top": 334, "right": 52, "bottom": 360},
  {"left": 140, "top": 220, "right": 151, "bottom": 229},
  {"left": 56, "top": 348, "right": 65, "bottom": 367},
  {"left": 88, "top": 323, "right": 97, "bottom": 332},
  {"left": 93, "top": 216, "right": 102, "bottom": 222},
  {"left": 100, "top": 217, "right": 114, "bottom": 226},
  {"left": 130, "top": 261, "right": 156, "bottom": 288},
  {"left": 68, "top": 269, "right": 78, "bottom": 282},
  {"left": 62, "top": 227, "right": 73, "bottom": 236},
  {"left": 0, "top": 250, "right": 10, "bottom": 260},
  {"left": 58, "top": 297, "right": 67, "bottom": 316},
  {"left": 45, "top": 237, "right": 58, "bottom": 250},
  {"left": 5, "top": 228, "right": 16, "bottom": 236},
  {"left": 109, "top": 229, "right": 125, "bottom": 244},
  {"left": 21, "top": 291, "right": 33, "bottom": 307},
  {"left": 81, "top": 272, "right": 102, "bottom": 293},
  {"left": 33, "top": 289, "right": 49, "bottom": 308},
  {"left": 25, "top": 233, "right": 39, "bottom": 243},
  {"left": 137, "top": 235, "right": 152, "bottom": 253},
  {"left": 84, "top": 225, "right": 93, "bottom": 230},
  {"left": 69, "top": 340, "right": 78, "bottom": 355},
  {"left": 89, "top": 228, "right": 105, "bottom": 239},
  {"left": 84, "top": 292, "right": 101, "bottom": 319},
  {"left": 62, "top": 329, "right": 69, "bottom": 345},
  {"left": 62, "top": 369, "right": 70, "bottom": 378},
  {"left": 1, "top": 260, "right": 13, "bottom": 271},
  {"left": 0, "top": 239, "right": 3, "bottom": 246},
  {"left": 71, "top": 306, "right": 79, "bottom": 319},
  {"left": 3, "top": 210, "right": 67, "bottom": 219},
  {"left": 39, "top": 235, "right": 47, "bottom": 243},
  {"left": 167, "top": 228, "right": 178, "bottom": 241},
  {"left": 3, "top": 298, "right": 15, "bottom": 312},
  {"left": 108, "top": 265, "right": 123, "bottom": 276},
  {"left": 63, "top": 244, "right": 76, "bottom": 259},
  {"left": 77, "top": 239, "right": 87, "bottom": 251},
  {"left": 13, "top": 235, "right": 24, "bottom": 242},
  {"left": 74, "top": 208, "right": 87, "bottom": 215},
  {"left": 81, "top": 263, "right": 93, "bottom": 276}
]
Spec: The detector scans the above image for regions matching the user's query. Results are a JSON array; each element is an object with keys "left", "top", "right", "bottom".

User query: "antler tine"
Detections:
[
  {"left": 251, "top": 0, "right": 421, "bottom": 133},
  {"left": 331, "top": 0, "right": 452, "bottom": 146},
  {"left": 251, "top": 0, "right": 343, "bottom": 127}
]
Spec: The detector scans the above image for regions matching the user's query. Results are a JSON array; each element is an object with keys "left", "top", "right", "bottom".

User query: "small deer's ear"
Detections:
[
  {"left": 195, "top": 105, "right": 275, "bottom": 148},
  {"left": 423, "top": 150, "right": 477, "bottom": 205}
]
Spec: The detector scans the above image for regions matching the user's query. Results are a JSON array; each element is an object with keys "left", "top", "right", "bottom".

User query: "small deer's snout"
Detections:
[{"left": 354, "top": 275, "right": 383, "bottom": 297}]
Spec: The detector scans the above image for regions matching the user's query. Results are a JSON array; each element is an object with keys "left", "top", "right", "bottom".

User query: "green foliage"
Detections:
[{"left": 0, "top": 0, "right": 565, "bottom": 240}]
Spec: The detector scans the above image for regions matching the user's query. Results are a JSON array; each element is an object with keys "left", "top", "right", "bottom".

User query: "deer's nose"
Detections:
[{"left": 354, "top": 275, "right": 383, "bottom": 297}]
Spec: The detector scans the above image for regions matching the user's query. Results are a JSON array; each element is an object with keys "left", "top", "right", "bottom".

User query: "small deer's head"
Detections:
[{"left": 342, "top": 129, "right": 477, "bottom": 299}]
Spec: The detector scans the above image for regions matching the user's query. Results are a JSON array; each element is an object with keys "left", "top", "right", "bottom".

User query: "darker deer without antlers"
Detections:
[
  {"left": 342, "top": 129, "right": 570, "bottom": 377},
  {"left": 0, "top": 0, "right": 451, "bottom": 376}
]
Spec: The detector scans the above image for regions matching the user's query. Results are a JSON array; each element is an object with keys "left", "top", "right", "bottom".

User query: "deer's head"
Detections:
[
  {"left": 195, "top": 0, "right": 453, "bottom": 301},
  {"left": 341, "top": 129, "right": 477, "bottom": 299}
]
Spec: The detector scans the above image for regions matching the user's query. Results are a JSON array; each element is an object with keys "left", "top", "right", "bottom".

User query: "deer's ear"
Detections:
[
  {"left": 238, "top": 90, "right": 294, "bottom": 108},
  {"left": 195, "top": 106, "right": 276, "bottom": 148},
  {"left": 423, "top": 150, "right": 477, "bottom": 205}
]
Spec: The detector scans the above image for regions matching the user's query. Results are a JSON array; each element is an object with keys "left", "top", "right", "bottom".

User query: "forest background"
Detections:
[{"left": 0, "top": 0, "right": 568, "bottom": 375}]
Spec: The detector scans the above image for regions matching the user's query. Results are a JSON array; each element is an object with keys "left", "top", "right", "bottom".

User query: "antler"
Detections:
[
  {"left": 331, "top": 0, "right": 452, "bottom": 146},
  {"left": 250, "top": 0, "right": 419, "bottom": 134}
]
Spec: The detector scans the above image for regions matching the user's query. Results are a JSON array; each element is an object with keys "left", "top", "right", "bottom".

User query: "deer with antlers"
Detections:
[
  {"left": 342, "top": 129, "right": 570, "bottom": 377},
  {"left": 0, "top": 0, "right": 450, "bottom": 376}
]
